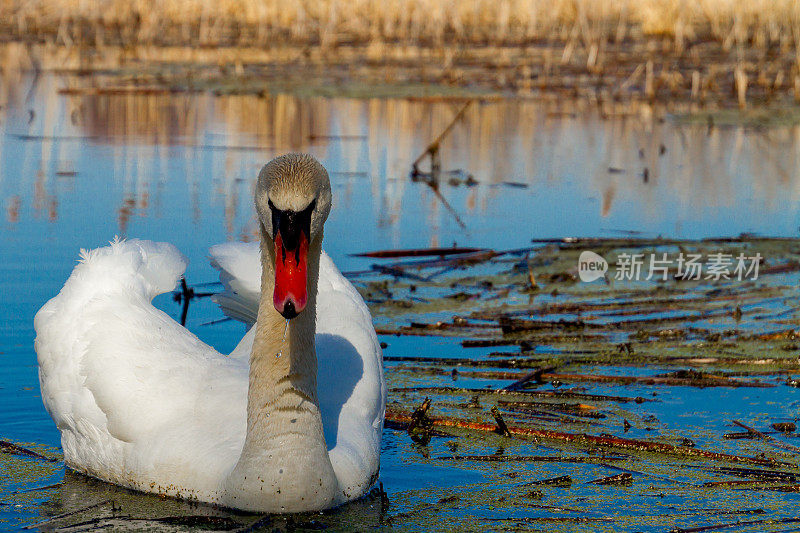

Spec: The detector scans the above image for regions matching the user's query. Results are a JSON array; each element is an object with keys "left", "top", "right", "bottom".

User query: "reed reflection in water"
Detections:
[{"left": 1, "top": 73, "right": 799, "bottom": 260}]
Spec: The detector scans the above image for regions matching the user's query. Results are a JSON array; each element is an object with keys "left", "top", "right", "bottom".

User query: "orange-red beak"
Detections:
[
  {"left": 273, "top": 229, "right": 308, "bottom": 319},
  {"left": 270, "top": 198, "right": 315, "bottom": 319}
]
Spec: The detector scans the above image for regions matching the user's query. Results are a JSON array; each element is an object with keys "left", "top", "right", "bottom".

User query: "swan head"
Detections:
[{"left": 255, "top": 153, "right": 332, "bottom": 320}]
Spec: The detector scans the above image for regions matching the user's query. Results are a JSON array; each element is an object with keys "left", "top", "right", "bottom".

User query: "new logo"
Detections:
[{"left": 578, "top": 251, "right": 608, "bottom": 282}]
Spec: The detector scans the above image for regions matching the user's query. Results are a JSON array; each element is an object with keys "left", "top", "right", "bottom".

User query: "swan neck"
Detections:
[
  {"left": 249, "top": 236, "right": 320, "bottom": 406},
  {"left": 224, "top": 231, "right": 339, "bottom": 512}
]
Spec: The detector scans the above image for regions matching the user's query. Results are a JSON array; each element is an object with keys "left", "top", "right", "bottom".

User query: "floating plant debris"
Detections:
[{"left": 362, "top": 236, "right": 800, "bottom": 530}]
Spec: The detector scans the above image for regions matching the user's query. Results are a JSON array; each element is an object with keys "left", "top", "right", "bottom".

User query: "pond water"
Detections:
[{"left": 2, "top": 71, "right": 800, "bottom": 531}]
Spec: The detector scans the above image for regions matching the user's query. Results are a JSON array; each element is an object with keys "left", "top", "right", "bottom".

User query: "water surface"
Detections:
[{"left": 2, "top": 72, "right": 800, "bottom": 531}]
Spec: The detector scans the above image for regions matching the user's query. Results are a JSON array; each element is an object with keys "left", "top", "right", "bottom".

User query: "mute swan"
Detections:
[{"left": 34, "top": 154, "right": 386, "bottom": 513}]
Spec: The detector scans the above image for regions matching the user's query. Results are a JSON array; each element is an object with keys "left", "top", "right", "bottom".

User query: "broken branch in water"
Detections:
[
  {"left": 670, "top": 516, "right": 800, "bottom": 533},
  {"left": 588, "top": 472, "right": 633, "bottom": 485},
  {"left": 693, "top": 465, "right": 800, "bottom": 483},
  {"left": 12, "top": 482, "right": 62, "bottom": 495},
  {"left": 385, "top": 408, "right": 796, "bottom": 467},
  {"left": 436, "top": 455, "right": 624, "bottom": 464},
  {"left": 484, "top": 516, "right": 614, "bottom": 524},
  {"left": 22, "top": 500, "right": 114, "bottom": 530},
  {"left": 490, "top": 406, "right": 512, "bottom": 437},
  {"left": 366, "top": 249, "right": 497, "bottom": 276},
  {"left": 354, "top": 246, "right": 486, "bottom": 258},
  {"left": 428, "top": 186, "right": 467, "bottom": 229},
  {"left": 527, "top": 475, "right": 573, "bottom": 487},
  {"left": 370, "top": 264, "right": 429, "bottom": 282},
  {"left": 390, "top": 385, "right": 650, "bottom": 404},
  {"left": 172, "top": 277, "right": 217, "bottom": 326},
  {"left": 0, "top": 440, "right": 58, "bottom": 462},
  {"left": 600, "top": 462, "right": 693, "bottom": 485},
  {"left": 407, "top": 397, "right": 435, "bottom": 445},
  {"left": 502, "top": 368, "right": 553, "bottom": 391},
  {"left": 497, "top": 399, "right": 603, "bottom": 418},
  {"left": 408, "top": 101, "right": 473, "bottom": 229},
  {"left": 411, "top": 101, "right": 473, "bottom": 177},
  {"left": 732, "top": 420, "right": 800, "bottom": 453},
  {"left": 396, "top": 363, "right": 770, "bottom": 389},
  {"left": 538, "top": 370, "right": 771, "bottom": 388}
]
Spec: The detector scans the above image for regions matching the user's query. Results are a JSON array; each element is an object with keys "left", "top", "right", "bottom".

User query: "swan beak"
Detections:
[{"left": 272, "top": 224, "right": 309, "bottom": 320}]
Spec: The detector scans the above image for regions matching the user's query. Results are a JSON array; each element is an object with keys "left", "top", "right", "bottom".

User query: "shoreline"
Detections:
[{"left": 2, "top": 38, "right": 800, "bottom": 124}]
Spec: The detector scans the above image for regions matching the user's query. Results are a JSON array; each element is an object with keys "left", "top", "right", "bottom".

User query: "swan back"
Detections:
[{"left": 36, "top": 239, "right": 250, "bottom": 500}]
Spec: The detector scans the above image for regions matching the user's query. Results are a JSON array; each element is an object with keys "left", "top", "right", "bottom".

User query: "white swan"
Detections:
[{"left": 34, "top": 154, "right": 386, "bottom": 513}]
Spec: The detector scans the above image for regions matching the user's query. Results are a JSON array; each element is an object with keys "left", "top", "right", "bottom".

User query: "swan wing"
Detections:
[
  {"left": 208, "top": 242, "right": 386, "bottom": 499},
  {"left": 209, "top": 241, "right": 261, "bottom": 329},
  {"left": 35, "top": 239, "right": 246, "bottom": 497},
  {"left": 316, "top": 252, "right": 386, "bottom": 499}
]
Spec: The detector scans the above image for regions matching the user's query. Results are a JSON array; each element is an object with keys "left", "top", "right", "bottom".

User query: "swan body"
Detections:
[{"left": 34, "top": 155, "right": 385, "bottom": 512}]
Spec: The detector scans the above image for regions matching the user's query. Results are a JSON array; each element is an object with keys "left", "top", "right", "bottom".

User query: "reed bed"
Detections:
[
  {"left": 4, "top": 1, "right": 800, "bottom": 108},
  {"left": 2, "top": 0, "right": 800, "bottom": 53}
]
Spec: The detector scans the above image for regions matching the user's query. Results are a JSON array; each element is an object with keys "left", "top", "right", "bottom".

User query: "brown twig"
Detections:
[
  {"left": 0, "top": 440, "right": 58, "bottom": 463},
  {"left": 22, "top": 500, "right": 114, "bottom": 530},
  {"left": 588, "top": 473, "right": 633, "bottom": 485},
  {"left": 354, "top": 246, "right": 485, "bottom": 259},
  {"left": 694, "top": 465, "right": 800, "bottom": 483},
  {"left": 396, "top": 365, "right": 773, "bottom": 389},
  {"left": 389, "top": 385, "right": 649, "bottom": 404},
  {"left": 411, "top": 101, "right": 472, "bottom": 173},
  {"left": 490, "top": 406, "right": 512, "bottom": 437},
  {"left": 436, "top": 455, "right": 624, "bottom": 464},
  {"left": 407, "top": 397, "right": 434, "bottom": 445},
  {"left": 526, "top": 475, "right": 573, "bottom": 487},
  {"left": 732, "top": 420, "right": 800, "bottom": 453},
  {"left": 385, "top": 408, "right": 795, "bottom": 467},
  {"left": 670, "top": 516, "right": 800, "bottom": 533},
  {"left": 502, "top": 368, "right": 555, "bottom": 391}
]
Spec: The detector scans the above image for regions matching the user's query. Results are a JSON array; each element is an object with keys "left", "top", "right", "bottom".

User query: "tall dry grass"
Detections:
[
  {"left": 2, "top": 0, "right": 800, "bottom": 52},
  {"left": 4, "top": 0, "right": 800, "bottom": 108}
]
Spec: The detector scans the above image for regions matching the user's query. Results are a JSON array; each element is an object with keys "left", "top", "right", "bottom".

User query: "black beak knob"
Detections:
[{"left": 280, "top": 300, "right": 298, "bottom": 320}]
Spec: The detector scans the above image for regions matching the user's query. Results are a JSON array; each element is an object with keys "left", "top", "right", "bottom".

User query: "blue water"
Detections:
[{"left": 3, "top": 72, "right": 800, "bottom": 530}]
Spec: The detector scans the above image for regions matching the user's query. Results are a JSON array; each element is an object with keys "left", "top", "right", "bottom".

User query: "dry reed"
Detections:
[
  {"left": 2, "top": 0, "right": 800, "bottom": 53},
  {"left": 3, "top": 2, "right": 800, "bottom": 108}
]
